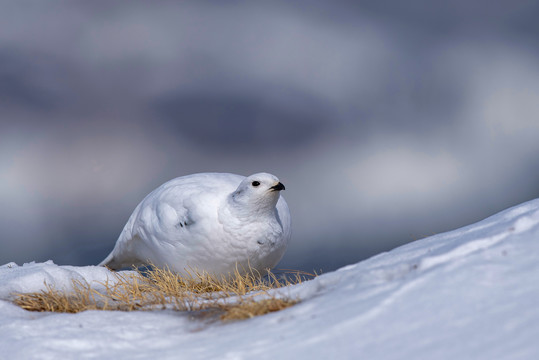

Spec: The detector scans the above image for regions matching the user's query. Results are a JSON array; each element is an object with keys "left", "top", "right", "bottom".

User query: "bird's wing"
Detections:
[{"left": 108, "top": 173, "right": 244, "bottom": 266}]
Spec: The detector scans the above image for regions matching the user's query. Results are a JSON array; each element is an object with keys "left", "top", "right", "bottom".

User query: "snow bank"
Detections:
[
  {"left": 0, "top": 261, "right": 123, "bottom": 300},
  {"left": 1, "top": 199, "right": 539, "bottom": 359}
]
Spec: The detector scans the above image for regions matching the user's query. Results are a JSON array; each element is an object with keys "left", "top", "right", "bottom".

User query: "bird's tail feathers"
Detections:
[{"left": 98, "top": 251, "right": 120, "bottom": 270}]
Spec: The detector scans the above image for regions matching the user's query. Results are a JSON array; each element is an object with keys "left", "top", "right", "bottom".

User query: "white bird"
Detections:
[{"left": 99, "top": 172, "right": 291, "bottom": 276}]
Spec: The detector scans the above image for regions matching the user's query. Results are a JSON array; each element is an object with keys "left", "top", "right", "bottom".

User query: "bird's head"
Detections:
[{"left": 230, "top": 173, "right": 285, "bottom": 214}]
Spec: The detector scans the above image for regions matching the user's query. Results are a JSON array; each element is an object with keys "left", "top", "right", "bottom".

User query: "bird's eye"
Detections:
[{"left": 251, "top": 181, "right": 260, "bottom": 187}]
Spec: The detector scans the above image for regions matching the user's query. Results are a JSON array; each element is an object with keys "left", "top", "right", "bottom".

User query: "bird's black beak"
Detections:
[{"left": 270, "top": 182, "right": 285, "bottom": 191}]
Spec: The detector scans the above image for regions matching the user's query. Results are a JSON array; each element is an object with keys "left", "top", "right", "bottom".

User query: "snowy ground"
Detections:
[{"left": 1, "top": 199, "right": 539, "bottom": 360}]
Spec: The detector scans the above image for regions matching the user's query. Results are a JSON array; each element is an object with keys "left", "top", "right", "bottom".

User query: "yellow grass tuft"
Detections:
[
  {"left": 219, "top": 298, "right": 298, "bottom": 321},
  {"left": 12, "top": 265, "right": 314, "bottom": 321}
]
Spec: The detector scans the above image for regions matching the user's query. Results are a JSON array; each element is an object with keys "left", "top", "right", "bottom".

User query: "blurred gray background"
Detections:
[{"left": 1, "top": 0, "right": 539, "bottom": 273}]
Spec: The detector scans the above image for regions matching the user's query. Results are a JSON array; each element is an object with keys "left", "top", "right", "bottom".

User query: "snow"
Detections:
[{"left": 2, "top": 199, "right": 539, "bottom": 359}]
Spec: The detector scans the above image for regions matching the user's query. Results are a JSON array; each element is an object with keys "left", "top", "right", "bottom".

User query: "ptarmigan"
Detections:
[{"left": 99, "top": 172, "right": 290, "bottom": 276}]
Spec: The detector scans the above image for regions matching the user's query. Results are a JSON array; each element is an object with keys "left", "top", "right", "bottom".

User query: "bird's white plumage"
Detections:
[{"left": 99, "top": 172, "right": 291, "bottom": 276}]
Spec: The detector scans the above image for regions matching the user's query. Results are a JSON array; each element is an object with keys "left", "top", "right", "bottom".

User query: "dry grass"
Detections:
[
  {"left": 219, "top": 298, "right": 298, "bottom": 321},
  {"left": 13, "top": 265, "right": 313, "bottom": 321}
]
